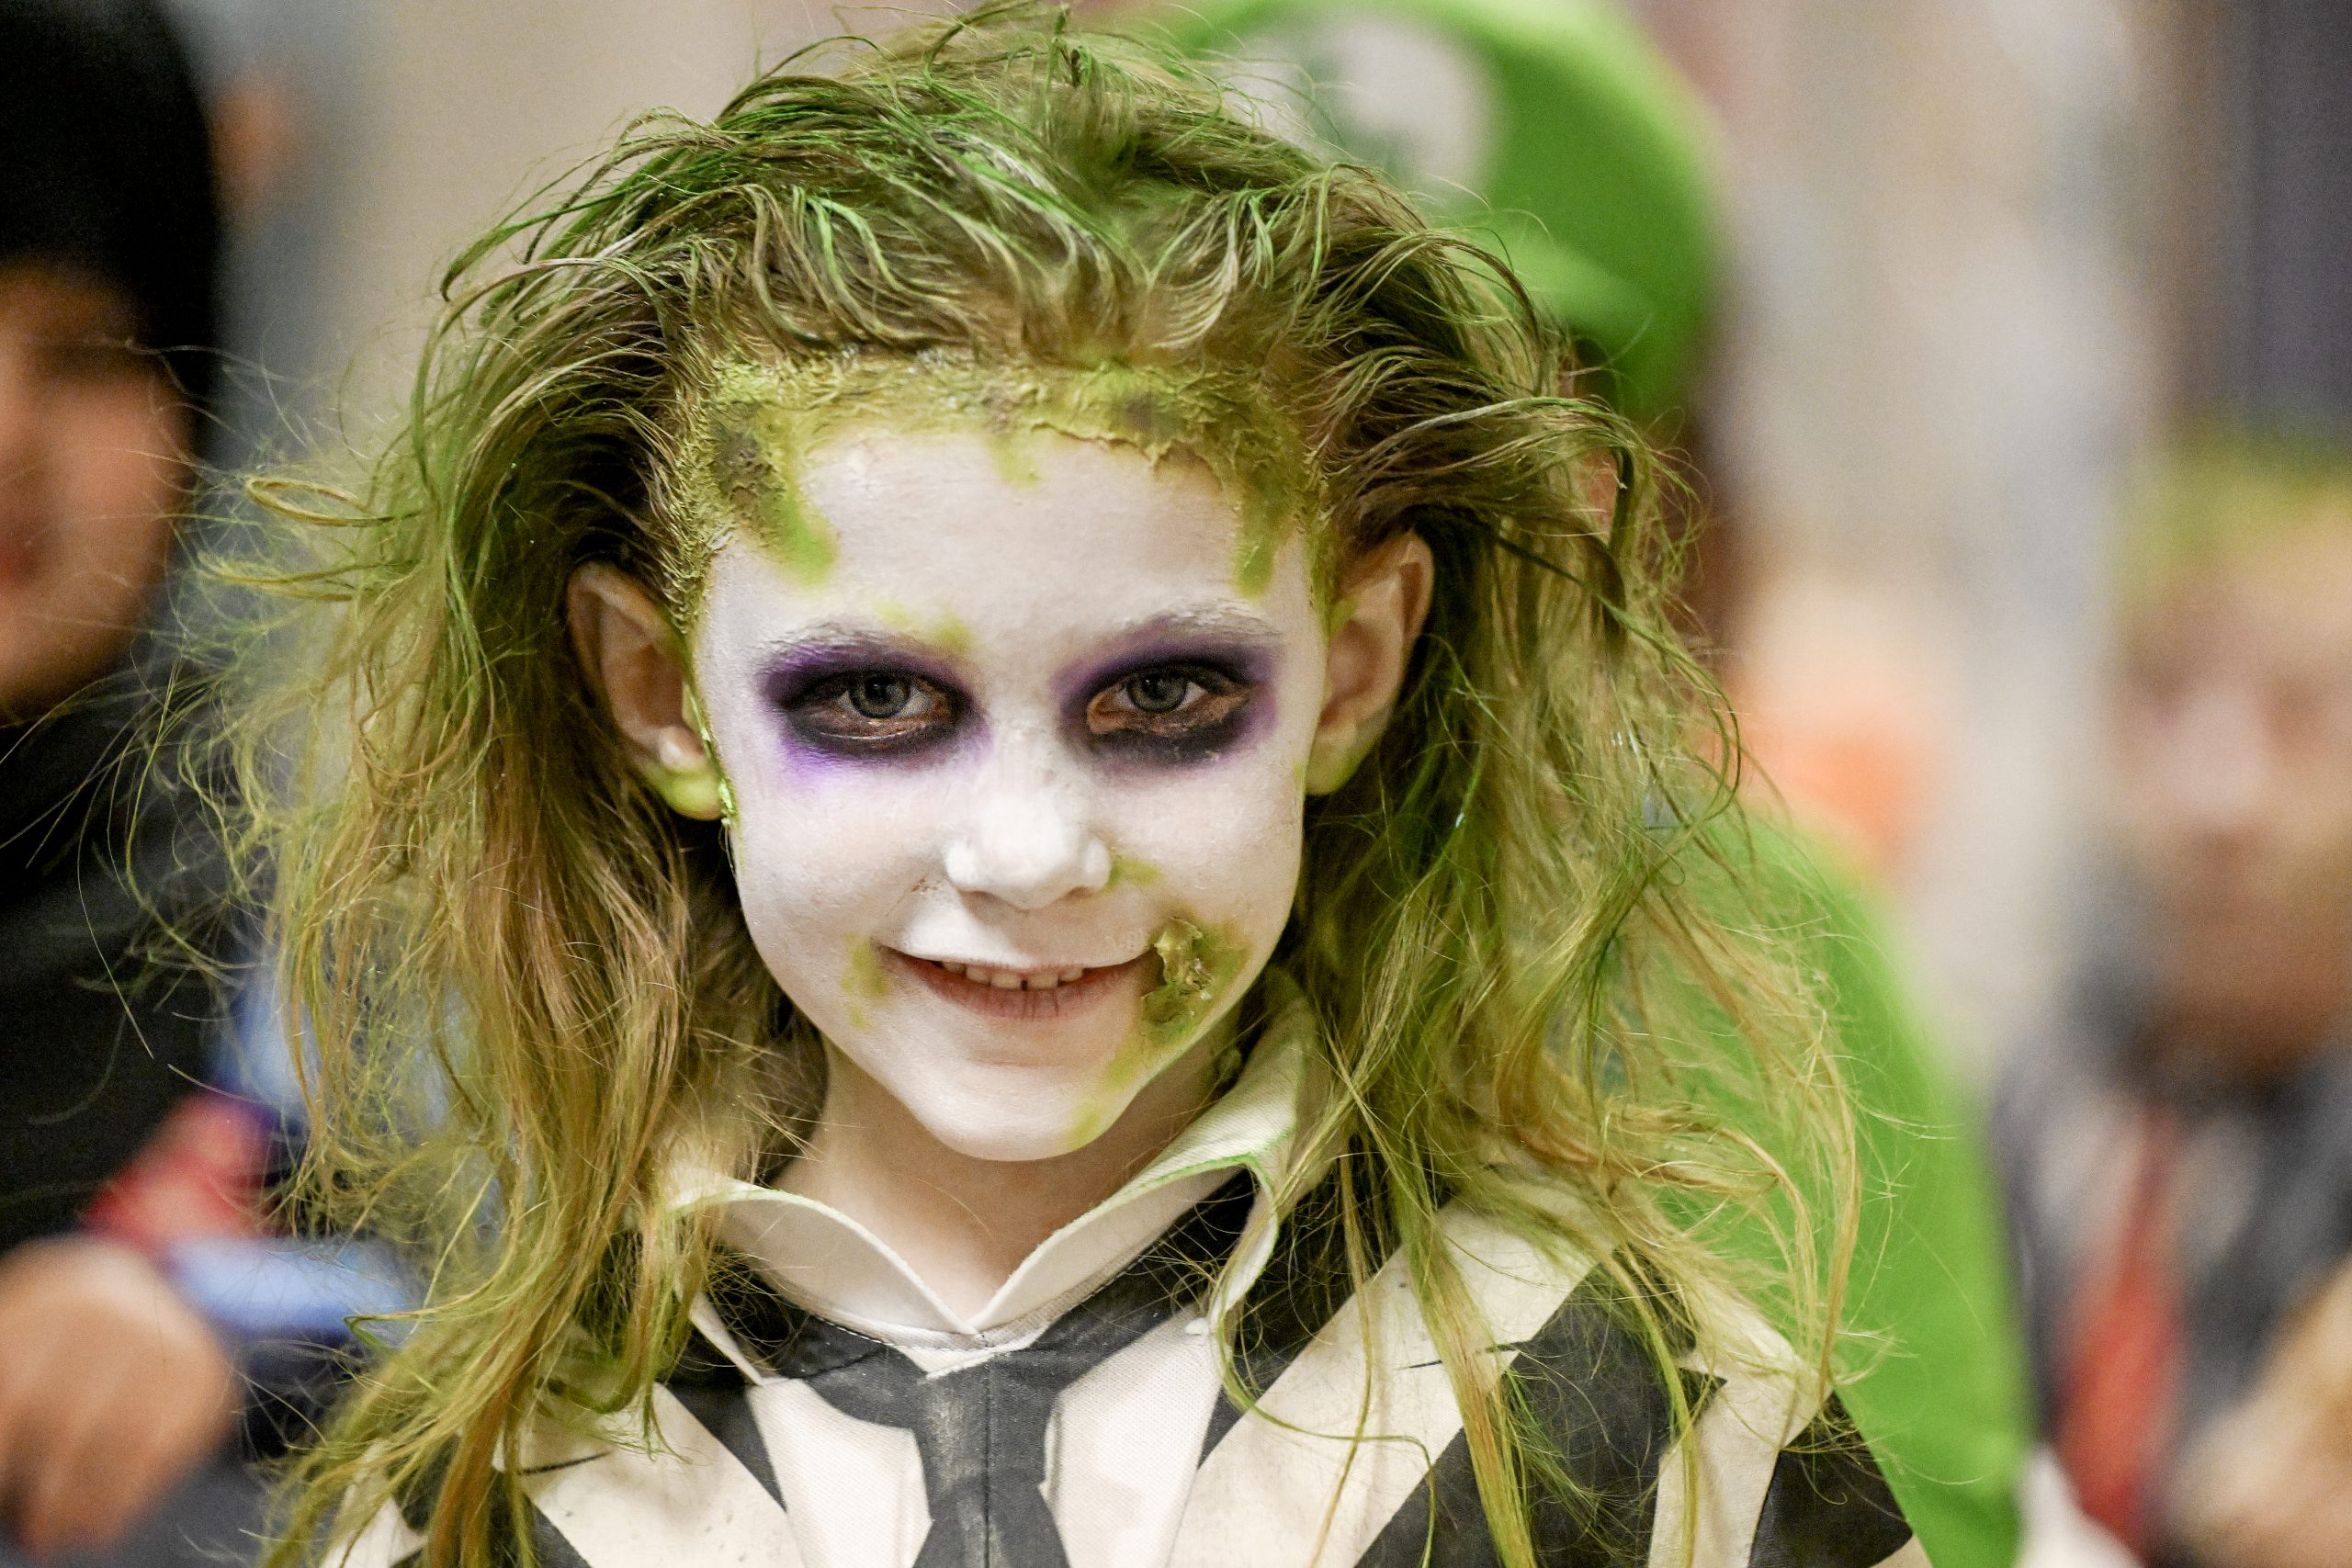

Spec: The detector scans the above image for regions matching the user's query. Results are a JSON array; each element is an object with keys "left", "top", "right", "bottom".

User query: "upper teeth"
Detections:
[{"left": 937, "top": 960, "right": 1090, "bottom": 990}]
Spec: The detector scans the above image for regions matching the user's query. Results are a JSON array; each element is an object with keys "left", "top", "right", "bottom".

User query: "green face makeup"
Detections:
[
  {"left": 707, "top": 396, "right": 837, "bottom": 584},
  {"left": 1139, "top": 914, "right": 1250, "bottom": 1052},
  {"left": 662, "top": 350, "right": 1328, "bottom": 616},
  {"left": 842, "top": 938, "right": 889, "bottom": 1030}
]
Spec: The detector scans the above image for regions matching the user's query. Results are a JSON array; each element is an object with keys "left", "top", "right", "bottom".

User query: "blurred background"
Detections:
[
  {"left": 5, "top": 0, "right": 2347, "bottom": 1563},
  {"left": 172, "top": 0, "right": 2346, "bottom": 1074}
]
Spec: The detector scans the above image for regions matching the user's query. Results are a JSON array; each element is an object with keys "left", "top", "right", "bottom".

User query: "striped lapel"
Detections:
[
  {"left": 1168, "top": 1205, "right": 1600, "bottom": 1567},
  {"left": 514, "top": 1382, "right": 803, "bottom": 1568}
]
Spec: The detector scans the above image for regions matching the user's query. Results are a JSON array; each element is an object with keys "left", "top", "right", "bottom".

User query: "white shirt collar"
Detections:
[{"left": 680, "top": 976, "right": 1322, "bottom": 1348}]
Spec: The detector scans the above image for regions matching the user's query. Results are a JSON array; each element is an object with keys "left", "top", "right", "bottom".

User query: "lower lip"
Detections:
[{"left": 891, "top": 950, "right": 1148, "bottom": 1021}]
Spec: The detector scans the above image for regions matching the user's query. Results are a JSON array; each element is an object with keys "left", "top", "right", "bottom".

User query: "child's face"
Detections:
[
  {"left": 2110, "top": 524, "right": 2352, "bottom": 1065},
  {"left": 579, "top": 423, "right": 1426, "bottom": 1163},
  {"left": 0, "top": 265, "right": 189, "bottom": 720}
]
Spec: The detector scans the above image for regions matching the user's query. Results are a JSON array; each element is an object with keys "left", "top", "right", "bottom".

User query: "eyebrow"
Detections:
[
  {"left": 751, "top": 626, "right": 965, "bottom": 696},
  {"left": 757, "top": 604, "right": 1283, "bottom": 668},
  {"left": 756, "top": 625, "right": 938, "bottom": 666},
  {"left": 1090, "top": 605, "right": 1286, "bottom": 651},
  {"left": 1054, "top": 606, "right": 1287, "bottom": 705}
]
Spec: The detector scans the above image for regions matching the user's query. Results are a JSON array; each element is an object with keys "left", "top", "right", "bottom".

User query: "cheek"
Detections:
[
  {"left": 60, "top": 384, "right": 184, "bottom": 524},
  {"left": 1102, "top": 717, "right": 1315, "bottom": 943},
  {"left": 725, "top": 784, "right": 933, "bottom": 1028},
  {"left": 37, "top": 392, "right": 181, "bottom": 613},
  {"left": 707, "top": 703, "right": 963, "bottom": 968}
]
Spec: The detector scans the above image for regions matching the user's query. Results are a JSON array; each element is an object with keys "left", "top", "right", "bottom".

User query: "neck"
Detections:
[{"left": 783, "top": 1034, "right": 1221, "bottom": 1319}]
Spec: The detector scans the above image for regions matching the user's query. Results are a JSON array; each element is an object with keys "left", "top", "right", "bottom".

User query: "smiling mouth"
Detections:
[{"left": 891, "top": 950, "right": 1149, "bottom": 1020}]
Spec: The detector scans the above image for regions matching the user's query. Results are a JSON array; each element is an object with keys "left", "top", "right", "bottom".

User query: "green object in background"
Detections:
[
  {"left": 1158, "top": 6, "right": 2035, "bottom": 1563},
  {"left": 1736, "top": 826, "right": 2033, "bottom": 1568},
  {"left": 1648, "top": 821, "right": 2032, "bottom": 1568},
  {"left": 1150, "top": 0, "right": 1719, "bottom": 419}
]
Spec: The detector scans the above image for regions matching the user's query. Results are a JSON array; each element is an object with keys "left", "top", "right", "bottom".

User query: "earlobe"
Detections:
[
  {"left": 1306, "top": 533, "right": 1434, "bottom": 795},
  {"left": 567, "top": 564, "right": 729, "bottom": 820}
]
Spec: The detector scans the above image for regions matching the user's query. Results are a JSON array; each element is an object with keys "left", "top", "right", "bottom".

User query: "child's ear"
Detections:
[
  {"left": 1306, "top": 532, "right": 1434, "bottom": 795},
  {"left": 567, "top": 564, "right": 728, "bottom": 820}
]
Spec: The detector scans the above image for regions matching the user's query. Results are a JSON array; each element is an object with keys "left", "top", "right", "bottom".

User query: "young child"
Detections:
[{"left": 227, "top": 11, "right": 1924, "bottom": 1565}]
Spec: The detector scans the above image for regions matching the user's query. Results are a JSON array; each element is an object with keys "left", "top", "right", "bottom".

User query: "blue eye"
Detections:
[
  {"left": 844, "top": 674, "right": 922, "bottom": 719},
  {"left": 1123, "top": 671, "right": 1196, "bottom": 715},
  {"left": 787, "top": 670, "right": 957, "bottom": 753},
  {"left": 1085, "top": 663, "right": 1251, "bottom": 758}
]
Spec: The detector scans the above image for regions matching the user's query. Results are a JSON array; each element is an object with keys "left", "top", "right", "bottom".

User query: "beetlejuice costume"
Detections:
[
  {"left": 344, "top": 987, "right": 1923, "bottom": 1568},
  {"left": 1144, "top": 6, "right": 2037, "bottom": 1564}
]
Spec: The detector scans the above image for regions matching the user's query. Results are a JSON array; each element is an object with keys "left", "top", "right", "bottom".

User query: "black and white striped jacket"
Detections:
[{"left": 342, "top": 1168, "right": 1925, "bottom": 1568}]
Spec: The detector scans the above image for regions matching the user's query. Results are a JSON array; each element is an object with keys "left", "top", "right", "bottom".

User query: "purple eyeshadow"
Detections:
[
  {"left": 1053, "top": 625, "right": 1281, "bottom": 712},
  {"left": 745, "top": 616, "right": 1282, "bottom": 779},
  {"left": 756, "top": 639, "right": 978, "bottom": 771},
  {"left": 1061, "top": 636, "right": 1280, "bottom": 770}
]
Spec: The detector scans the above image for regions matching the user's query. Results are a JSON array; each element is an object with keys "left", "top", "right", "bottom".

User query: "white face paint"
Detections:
[{"left": 690, "top": 426, "right": 1326, "bottom": 1162}]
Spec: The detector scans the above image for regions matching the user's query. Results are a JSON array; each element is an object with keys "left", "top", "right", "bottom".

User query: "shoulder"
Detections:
[
  {"left": 319, "top": 1377, "right": 781, "bottom": 1568},
  {"left": 1451, "top": 1208, "right": 1928, "bottom": 1568},
  {"left": 1190, "top": 1198, "right": 1928, "bottom": 1566}
]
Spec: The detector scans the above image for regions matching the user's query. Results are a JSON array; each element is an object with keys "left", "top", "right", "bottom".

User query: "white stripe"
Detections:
[
  {"left": 1871, "top": 1540, "right": 1933, "bottom": 1568},
  {"left": 1167, "top": 1207, "right": 1593, "bottom": 1567},
  {"left": 523, "top": 1383, "right": 804, "bottom": 1568},
  {"left": 1646, "top": 1294, "right": 1825, "bottom": 1568},
  {"left": 332, "top": 1501, "right": 425, "bottom": 1568}
]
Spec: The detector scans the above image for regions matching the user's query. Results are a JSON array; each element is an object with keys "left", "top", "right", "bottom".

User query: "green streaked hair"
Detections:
[{"left": 220, "top": 8, "right": 1851, "bottom": 1563}]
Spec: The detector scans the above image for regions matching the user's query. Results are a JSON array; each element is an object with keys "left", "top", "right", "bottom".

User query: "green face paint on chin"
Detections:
[{"left": 1055, "top": 915, "right": 1252, "bottom": 1150}]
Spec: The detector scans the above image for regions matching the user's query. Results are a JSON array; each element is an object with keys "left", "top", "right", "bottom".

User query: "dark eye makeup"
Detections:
[
  {"left": 780, "top": 668, "right": 963, "bottom": 757},
  {"left": 762, "top": 640, "right": 1267, "bottom": 767},
  {"left": 1082, "top": 661, "right": 1254, "bottom": 760}
]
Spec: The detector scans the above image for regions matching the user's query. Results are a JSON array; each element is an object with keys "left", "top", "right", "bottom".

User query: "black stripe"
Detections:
[
  {"left": 1354, "top": 1261, "right": 1718, "bottom": 1567},
  {"left": 409, "top": 1483, "right": 597, "bottom": 1568},
  {"left": 391, "top": 1449, "right": 446, "bottom": 1539},
  {"left": 1746, "top": 1396, "right": 1911, "bottom": 1568},
  {"left": 663, "top": 1340, "right": 786, "bottom": 1508},
  {"left": 700, "top": 1257, "right": 895, "bottom": 1380},
  {"left": 1203, "top": 1169, "right": 1396, "bottom": 1457},
  {"left": 686, "top": 1174, "right": 1256, "bottom": 1565},
  {"left": 515, "top": 1503, "right": 596, "bottom": 1568}
]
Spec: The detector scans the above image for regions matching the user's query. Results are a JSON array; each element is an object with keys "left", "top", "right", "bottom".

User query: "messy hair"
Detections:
[{"left": 219, "top": 8, "right": 1851, "bottom": 1563}]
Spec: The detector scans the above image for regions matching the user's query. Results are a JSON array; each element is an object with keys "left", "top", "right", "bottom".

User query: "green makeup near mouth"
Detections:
[
  {"left": 1139, "top": 915, "right": 1249, "bottom": 1052},
  {"left": 1105, "top": 853, "right": 1162, "bottom": 891},
  {"left": 843, "top": 938, "right": 888, "bottom": 1029},
  {"left": 1057, "top": 916, "right": 1250, "bottom": 1148}
]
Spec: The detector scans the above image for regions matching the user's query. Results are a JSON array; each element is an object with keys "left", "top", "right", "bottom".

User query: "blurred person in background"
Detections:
[
  {"left": 1128, "top": 2, "right": 2034, "bottom": 1564},
  {"left": 0, "top": 2, "right": 357, "bottom": 1562},
  {"left": 1999, "top": 438, "right": 2352, "bottom": 1566}
]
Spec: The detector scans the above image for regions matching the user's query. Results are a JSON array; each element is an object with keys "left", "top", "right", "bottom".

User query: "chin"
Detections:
[{"left": 908, "top": 1065, "right": 1144, "bottom": 1163}]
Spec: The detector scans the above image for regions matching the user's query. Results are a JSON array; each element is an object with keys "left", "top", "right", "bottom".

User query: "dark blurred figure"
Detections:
[
  {"left": 2000, "top": 438, "right": 2352, "bottom": 1565},
  {"left": 0, "top": 1, "right": 255, "bottom": 1560}
]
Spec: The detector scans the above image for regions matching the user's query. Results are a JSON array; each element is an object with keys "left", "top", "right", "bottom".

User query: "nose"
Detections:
[
  {"left": 943, "top": 750, "right": 1112, "bottom": 910},
  {"left": 2165, "top": 682, "right": 2273, "bottom": 842}
]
